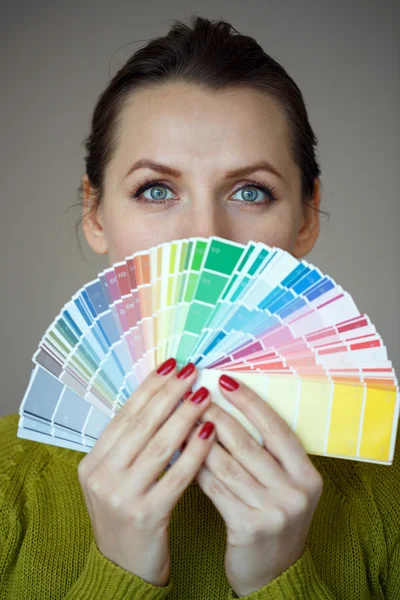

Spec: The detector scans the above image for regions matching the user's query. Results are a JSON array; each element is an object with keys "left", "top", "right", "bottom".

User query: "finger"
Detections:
[
  {"left": 195, "top": 465, "right": 245, "bottom": 529},
  {"left": 84, "top": 359, "right": 195, "bottom": 471},
  {"left": 190, "top": 395, "right": 290, "bottom": 490},
  {"left": 94, "top": 364, "right": 199, "bottom": 474},
  {"left": 128, "top": 387, "right": 213, "bottom": 491},
  {"left": 146, "top": 420, "right": 217, "bottom": 512},
  {"left": 185, "top": 426, "right": 267, "bottom": 508},
  {"left": 218, "top": 374, "right": 317, "bottom": 487}
]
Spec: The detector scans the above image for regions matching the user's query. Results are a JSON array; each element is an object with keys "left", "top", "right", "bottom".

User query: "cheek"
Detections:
[
  {"left": 107, "top": 221, "right": 164, "bottom": 264},
  {"left": 230, "top": 206, "right": 300, "bottom": 251},
  {"left": 102, "top": 196, "right": 302, "bottom": 265},
  {"left": 101, "top": 203, "right": 147, "bottom": 264},
  {"left": 108, "top": 230, "right": 148, "bottom": 265},
  {"left": 262, "top": 217, "right": 297, "bottom": 250},
  {"left": 103, "top": 203, "right": 184, "bottom": 265}
]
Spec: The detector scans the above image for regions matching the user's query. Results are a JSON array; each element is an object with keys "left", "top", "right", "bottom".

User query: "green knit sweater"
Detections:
[{"left": 0, "top": 413, "right": 399, "bottom": 599}]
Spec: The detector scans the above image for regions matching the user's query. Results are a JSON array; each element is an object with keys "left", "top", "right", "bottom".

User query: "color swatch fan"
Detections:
[{"left": 18, "top": 237, "right": 399, "bottom": 466}]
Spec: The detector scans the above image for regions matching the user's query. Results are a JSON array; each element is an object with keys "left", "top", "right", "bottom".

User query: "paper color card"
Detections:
[
  {"left": 18, "top": 237, "right": 400, "bottom": 467},
  {"left": 188, "top": 242, "right": 272, "bottom": 359},
  {"left": 168, "top": 238, "right": 208, "bottom": 362},
  {"left": 175, "top": 237, "right": 247, "bottom": 364}
]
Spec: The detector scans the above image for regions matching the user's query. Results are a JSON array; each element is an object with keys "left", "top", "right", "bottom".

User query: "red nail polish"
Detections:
[
  {"left": 177, "top": 362, "right": 195, "bottom": 380},
  {"left": 219, "top": 374, "right": 239, "bottom": 391},
  {"left": 198, "top": 421, "right": 214, "bottom": 440},
  {"left": 191, "top": 386, "right": 209, "bottom": 404},
  {"left": 183, "top": 390, "right": 192, "bottom": 400},
  {"left": 156, "top": 357, "right": 176, "bottom": 376}
]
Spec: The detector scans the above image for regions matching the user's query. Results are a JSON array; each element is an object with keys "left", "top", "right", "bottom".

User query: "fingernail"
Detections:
[
  {"left": 219, "top": 374, "right": 239, "bottom": 391},
  {"left": 198, "top": 421, "right": 214, "bottom": 440},
  {"left": 183, "top": 390, "right": 192, "bottom": 400},
  {"left": 191, "top": 386, "right": 209, "bottom": 404},
  {"left": 156, "top": 357, "right": 176, "bottom": 376},
  {"left": 177, "top": 362, "right": 195, "bottom": 380}
]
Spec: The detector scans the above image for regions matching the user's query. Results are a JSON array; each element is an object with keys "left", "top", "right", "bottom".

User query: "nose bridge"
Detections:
[
  {"left": 179, "top": 180, "right": 232, "bottom": 239},
  {"left": 184, "top": 200, "right": 228, "bottom": 239}
]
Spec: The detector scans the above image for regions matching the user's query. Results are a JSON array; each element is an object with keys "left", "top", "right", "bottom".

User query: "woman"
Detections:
[{"left": 1, "top": 15, "right": 399, "bottom": 599}]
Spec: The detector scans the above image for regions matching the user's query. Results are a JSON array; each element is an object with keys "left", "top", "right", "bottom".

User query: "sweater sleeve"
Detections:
[
  {"left": 224, "top": 427, "right": 400, "bottom": 600},
  {"left": 0, "top": 518, "right": 173, "bottom": 599},
  {"left": 0, "top": 415, "right": 173, "bottom": 600},
  {"left": 386, "top": 535, "right": 400, "bottom": 599},
  {"left": 62, "top": 539, "right": 173, "bottom": 599},
  {"left": 224, "top": 547, "right": 336, "bottom": 599}
]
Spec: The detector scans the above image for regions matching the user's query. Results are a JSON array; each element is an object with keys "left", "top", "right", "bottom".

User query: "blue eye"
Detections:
[
  {"left": 131, "top": 180, "right": 175, "bottom": 204},
  {"left": 231, "top": 182, "right": 277, "bottom": 204},
  {"left": 130, "top": 179, "right": 279, "bottom": 206}
]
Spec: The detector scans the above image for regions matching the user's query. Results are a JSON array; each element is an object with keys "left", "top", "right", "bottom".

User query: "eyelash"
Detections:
[{"left": 129, "top": 178, "right": 279, "bottom": 207}]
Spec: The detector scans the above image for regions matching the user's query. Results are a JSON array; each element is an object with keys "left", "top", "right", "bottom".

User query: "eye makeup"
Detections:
[{"left": 129, "top": 177, "right": 279, "bottom": 207}]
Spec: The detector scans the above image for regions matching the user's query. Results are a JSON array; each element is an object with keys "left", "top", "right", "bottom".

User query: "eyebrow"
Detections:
[{"left": 123, "top": 158, "right": 283, "bottom": 181}]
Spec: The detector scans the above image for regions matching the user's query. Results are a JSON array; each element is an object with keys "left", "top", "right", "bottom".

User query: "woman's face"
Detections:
[{"left": 82, "top": 82, "right": 320, "bottom": 266}]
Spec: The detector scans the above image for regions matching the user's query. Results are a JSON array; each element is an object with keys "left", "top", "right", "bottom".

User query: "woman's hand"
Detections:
[
  {"left": 184, "top": 373, "right": 323, "bottom": 597},
  {"left": 77, "top": 359, "right": 216, "bottom": 587}
]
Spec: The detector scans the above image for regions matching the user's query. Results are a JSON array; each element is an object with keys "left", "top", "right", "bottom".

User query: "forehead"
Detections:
[{"left": 113, "top": 82, "right": 294, "bottom": 177}]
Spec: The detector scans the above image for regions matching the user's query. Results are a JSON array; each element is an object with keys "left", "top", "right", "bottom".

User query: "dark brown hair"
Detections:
[{"left": 74, "top": 15, "right": 324, "bottom": 241}]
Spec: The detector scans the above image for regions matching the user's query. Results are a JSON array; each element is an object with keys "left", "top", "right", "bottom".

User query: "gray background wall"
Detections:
[{"left": 1, "top": 1, "right": 399, "bottom": 417}]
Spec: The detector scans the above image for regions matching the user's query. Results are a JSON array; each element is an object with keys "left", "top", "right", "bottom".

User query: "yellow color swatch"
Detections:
[
  {"left": 359, "top": 387, "right": 397, "bottom": 462},
  {"left": 326, "top": 383, "right": 363, "bottom": 457},
  {"left": 296, "top": 380, "right": 332, "bottom": 454}
]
